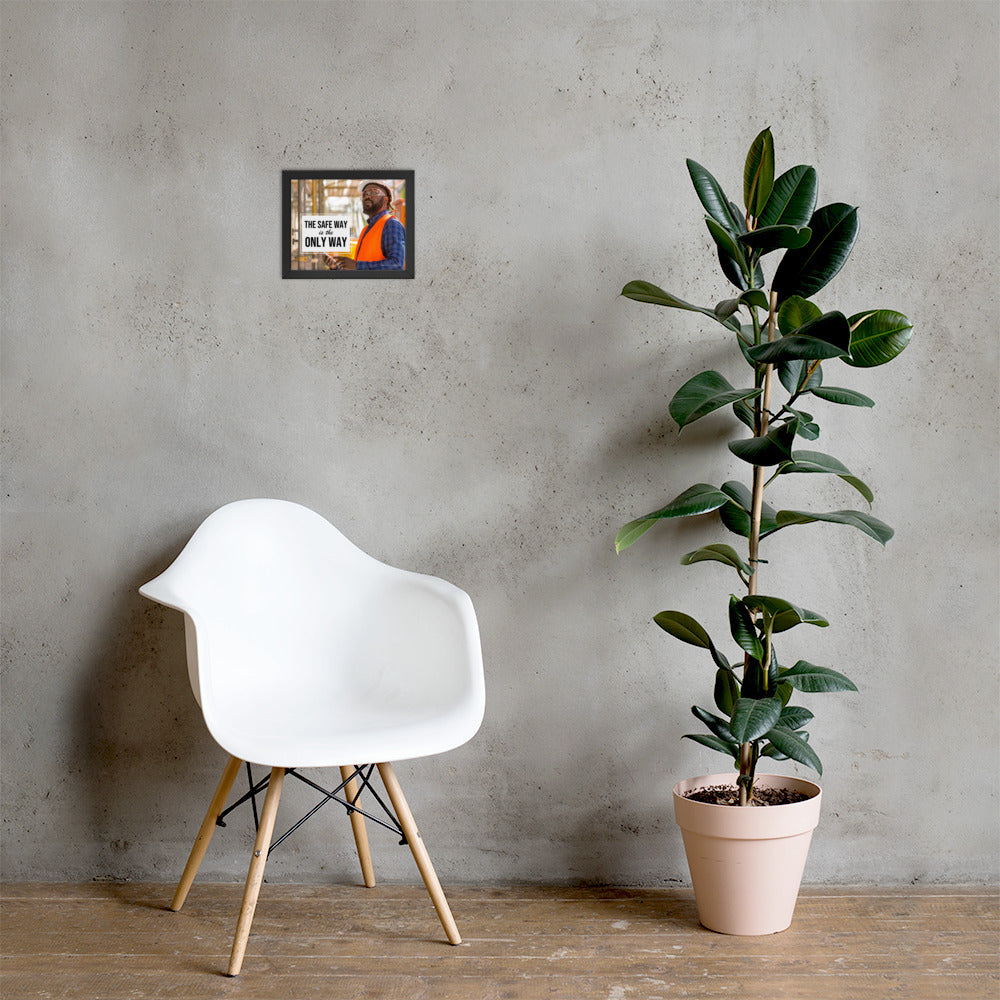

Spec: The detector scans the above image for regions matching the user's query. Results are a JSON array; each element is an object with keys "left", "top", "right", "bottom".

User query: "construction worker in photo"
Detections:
[{"left": 326, "top": 181, "right": 405, "bottom": 270}]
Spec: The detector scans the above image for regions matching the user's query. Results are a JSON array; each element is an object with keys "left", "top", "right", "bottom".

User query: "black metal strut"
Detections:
[{"left": 215, "top": 763, "right": 407, "bottom": 856}]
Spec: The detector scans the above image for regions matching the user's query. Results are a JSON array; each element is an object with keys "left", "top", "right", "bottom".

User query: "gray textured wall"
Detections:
[{"left": 2, "top": 0, "right": 997, "bottom": 886}]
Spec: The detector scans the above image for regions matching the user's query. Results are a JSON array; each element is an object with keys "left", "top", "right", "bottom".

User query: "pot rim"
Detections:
[
  {"left": 672, "top": 771, "right": 821, "bottom": 805},
  {"left": 673, "top": 773, "right": 822, "bottom": 839}
]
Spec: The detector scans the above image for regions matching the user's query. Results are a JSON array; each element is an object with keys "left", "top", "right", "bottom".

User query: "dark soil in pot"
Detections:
[{"left": 683, "top": 784, "right": 811, "bottom": 806}]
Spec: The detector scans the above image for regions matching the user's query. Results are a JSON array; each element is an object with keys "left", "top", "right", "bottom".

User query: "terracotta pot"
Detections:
[{"left": 672, "top": 772, "right": 822, "bottom": 935}]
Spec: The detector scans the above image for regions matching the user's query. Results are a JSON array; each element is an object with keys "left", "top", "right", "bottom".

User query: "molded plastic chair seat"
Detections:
[
  {"left": 139, "top": 499, "right": 485, "bottom": 975},
  {"left": 211, "top": 683, "right": 479, "bottom": 769}
]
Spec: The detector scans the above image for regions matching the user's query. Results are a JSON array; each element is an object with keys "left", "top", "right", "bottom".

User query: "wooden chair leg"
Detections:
[
  {"left": 340, "top": 765, "right": 376, "bottom": 888},
  {"left": 170, "top": 754, "right": 243, "bottom": 912},
  {"left": 376, "top": 761, "right": 462, "bottom": 945},
  {"left": 227, "top": 766, "right": 285, "bottom": 977}
]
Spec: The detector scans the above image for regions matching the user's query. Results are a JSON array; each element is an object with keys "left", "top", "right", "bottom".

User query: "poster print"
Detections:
[{"left": 282, "top": 170, "right": 413, "bottom": 279}]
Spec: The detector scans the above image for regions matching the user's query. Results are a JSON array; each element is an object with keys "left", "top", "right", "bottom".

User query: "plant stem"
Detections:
[
  {"left": 759, "top": 292, "right": 779, "bottom": 435},
  {"left": 739, "top": 742, "right": 755, "bottom": 805},
  {"left": 762, "top": 620, "right": 773, "bottom": 691},
  {"left": 740, "top": 289, "right": 779, "bottom": 806},
  {"left": 747, "top": 292, "right": 777, "bottom": 593}
]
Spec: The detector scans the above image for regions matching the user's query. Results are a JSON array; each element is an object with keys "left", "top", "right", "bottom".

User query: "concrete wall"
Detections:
[{"left": 2, "top": 0, "right": 997, "bottom": 886}]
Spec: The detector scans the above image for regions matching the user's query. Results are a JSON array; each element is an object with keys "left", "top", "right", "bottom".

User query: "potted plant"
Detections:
[{"left": 617, "top": 128, "right": 912, "bottom": 934}]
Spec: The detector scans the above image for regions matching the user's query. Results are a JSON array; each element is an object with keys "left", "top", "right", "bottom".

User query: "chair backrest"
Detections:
[
  {"left": 140, "top": 500, "right": 400, "bottom": 699},
  {"left": 142, "top": 497, "right": 379, "bottom": 608}
]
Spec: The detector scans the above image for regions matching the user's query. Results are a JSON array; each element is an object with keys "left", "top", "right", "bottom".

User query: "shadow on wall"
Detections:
[{"left": 75, "top": 537, "right": 219, "bottom": 881}]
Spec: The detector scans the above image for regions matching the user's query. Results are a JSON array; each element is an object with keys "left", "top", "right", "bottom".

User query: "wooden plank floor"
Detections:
[{"left": 1, "top": 882, "right": 997, "bottom": 999}]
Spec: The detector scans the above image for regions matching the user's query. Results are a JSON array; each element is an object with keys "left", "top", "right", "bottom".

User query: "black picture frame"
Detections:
[{"left": 282, "top": 170, "right": 414, "bottom": 279}]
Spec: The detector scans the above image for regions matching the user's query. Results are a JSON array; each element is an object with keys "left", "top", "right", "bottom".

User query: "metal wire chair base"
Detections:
[{"left": 216, "top": 762, "right": 407, "bottom": 854}]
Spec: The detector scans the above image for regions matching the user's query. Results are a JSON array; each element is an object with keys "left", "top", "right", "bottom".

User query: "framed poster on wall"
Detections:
[{"left": 282, "top": 170, "right": 414, "bottom": 278}]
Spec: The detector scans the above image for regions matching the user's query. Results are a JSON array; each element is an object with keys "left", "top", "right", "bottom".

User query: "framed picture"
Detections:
[{"left": 282, "top": 170, "right": 414, "bottom": 279}]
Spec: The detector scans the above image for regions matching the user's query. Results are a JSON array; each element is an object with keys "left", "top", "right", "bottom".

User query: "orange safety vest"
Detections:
[{"left": 353, "top": 214, "right": 390, "bottom": 262}]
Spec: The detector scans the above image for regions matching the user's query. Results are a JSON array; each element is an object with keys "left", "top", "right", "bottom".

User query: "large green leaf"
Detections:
[
  {"left": 705, "top": 216, "right": 750, "bottom": 281},
  {"left": 744, "top": 127, "right": 775, "bottom": 219},
  {"left": 773, "top": 508, "right": 894, "bottom": 545},
  {"left": 686, "top": 159, "right": 744, "bottom": 234},
  {"left": 720, "top": 480, "right": 754, "bottom": 509},
  {"left": 758, "top": 165, "right": 818, "bottom": 229},
  {"left": 705, "top": 215, "right": 744, "bottom": 259},
  {"left": 810, "top": 385, "right": 875, "bottom": 407},
  {"left": 614, "top": 518, "right": 656, "bottom": 553},
  {"left": 776, "top": 299, "right": 825, "bottom": 395},
  {"left": 783, "top": 450, "right": 853, "bottom": 475},
  {"left": 654, "top": 610, "right": 713, "bottom": 648},
  {"left": 794, "top": 417, "right": 821, "bottom": 440},
  {"left": 764, "top": 726, "right": 823, "bottom": 774},
  {"left": 778, "top": 450, "right": 874, "bottom": 504},
  {"left": 705, "top": 197, "right": 765, "bottom": 291},
  {"left": 728, "top": 420, "right": 797, "bottom": 466},
  {"left": 739, "top": 289, "right": 770, "bottom": 311},
  {"left": 780, "top": 660, "right": 858, "bottom": 693},
  {"left": 680, "top": 543, "right": 753, "bottom": 578},
  {"left": 652, "top": 484, "right": 734, "bottom": 518},
  {"left": 669, "top": 371, "right": 762, "bottom": 429},
  {"left": 732, "top": 398, "right": 756, "bottom": 430},
  {"left": 707, "top": 638, "right": 733, "bottom": 672},
  {"left": 719, "top": 503, "right": 754, "bottom": 538},
  {"left": 729, "top": 595, "right": 764, "bottom": 659},
  {"left": 844, "top": 310, "right": 913, "bottom": 368},
  {"left": 615, "top": 484, "right": 733, "bottom": 552},
  {"left": 836, "top": 477, "right": 874, "bottom": 504},
  {"left": 777, "top": 295, "right": 822, "bottom": 335},
  {"left": 738, "top": 224, "right": 811, "bottom": 256},
  {"left": 691, "top": 705, "right": 737, "bottom": 743},
  {"left": 708, "top": 642, "right": 732, "bottom": 670},
  {"left": 742, "top": 595, "right": 829, "bottom": 628},
  {"left": 778, "top": 705, "right": 814, "bottom": 730},
  {"left": 718, "top": 245, "right": 765, "bottom": 292},
  {"left": 748, "top": 335, "right": 848, "bottom": 365},
  {"left": 779, "top": 357, "right": 823, "bottom": 395},
  {"left": 620, "top": 281, "right": 741, "bottom": 332},
  {"left": 772, "top": 203, "right": 860, "bottom": 304},
  {"left": 713, "top": 297, "right": 741, "bottom": 323},
  {"left": 747, "top": 311, "right": 851, "bottom": 364},
  {"left": 718, "top": 480, "right": 779, "bottom": 538},
  {"left": 736, "top": 329, "right": 757, "bottom": 367},
  {"left": 682, "top": 733, "right": 739, "bottom": 757},
  {"left": 714, "top": 668, "right": 741, "bottom": 715},
  {"left": 730, "top": 697, "right": 782, "bottom": 743},
  {"left": 741, "top": 649, "right": 778, "bottom": 698},
  {"left": 655, "top": 614, "right": 732, "bottom": 677}
]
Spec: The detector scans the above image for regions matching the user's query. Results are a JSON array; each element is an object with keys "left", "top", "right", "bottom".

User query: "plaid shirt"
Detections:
[{"left": 356, "top": 210, "right": 406, "bottom": 270}]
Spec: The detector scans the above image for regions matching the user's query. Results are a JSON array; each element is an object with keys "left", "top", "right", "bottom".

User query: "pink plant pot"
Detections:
[{"left": 673, "top": 772, "right": 822, "bottom": 935}]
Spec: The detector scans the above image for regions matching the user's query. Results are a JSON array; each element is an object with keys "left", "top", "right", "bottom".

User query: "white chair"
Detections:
[{"left": 139, "top": 499, "right": 485, "bottom": 976}]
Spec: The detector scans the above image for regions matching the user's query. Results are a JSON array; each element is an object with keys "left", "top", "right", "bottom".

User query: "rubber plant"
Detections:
[{"left": 617, "top": 129, "right": 912, "bottom": 805}]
